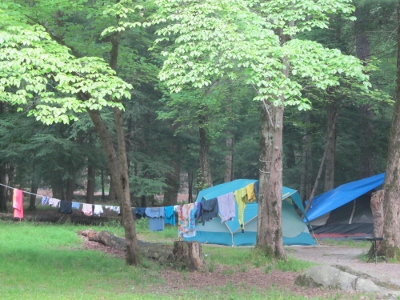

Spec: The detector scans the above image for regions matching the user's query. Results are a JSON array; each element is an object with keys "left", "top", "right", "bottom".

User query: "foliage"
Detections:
[
  {"left": 153, "top": 0, "right": 370, "bottom": 111},
  {"left": 0, "top": 2, "right": 132, "bottom": 125}
]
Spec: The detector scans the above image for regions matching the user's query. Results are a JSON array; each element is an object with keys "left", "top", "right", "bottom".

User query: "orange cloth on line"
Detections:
[
  {"left": 13, "top": 189, "right": 24, "bottom": 219},
  {"left": 246, "top": 183, "right": 256, "bottom": 203}
]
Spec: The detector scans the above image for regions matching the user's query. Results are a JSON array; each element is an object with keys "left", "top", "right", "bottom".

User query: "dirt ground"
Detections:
[{"left": 82, "top": 233, "right": 400, "bottom": 299}]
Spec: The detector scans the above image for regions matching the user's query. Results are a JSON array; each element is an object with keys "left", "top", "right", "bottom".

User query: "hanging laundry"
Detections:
[
  {"left": 111, "top": 206, "right": 120, "bottom": 215},
  {"left": 134, "top": 207, "right": 146, "bottom": 219},
  {"left": 145, "top": 207, "right": 165, "bottom": 231},
  {"left": 12, "top": 189, "right": 24, "bottom": 219},
  {"left": 200, "top": 198, "right": 219, "bottom": 225},
  {"left": 82, "top": 203, "right": 93, "bottom": 216},
  {"left": 217, "top": 192, "right": 235, "bottom": 223},
  {"left": 41, "top": 196, "right": 49, "bottom": 206},
  {"left": 71, "top": 202, "right": 80, "bottom": 210},
  {"left": 93, "top": 205, "right": 104, "bottom": 216},
  {"left": 59, "top": 200, "right": 72, "bottom": 214},
  {"left": 246, "top": 183, "right": 257, "bottom": 203},
  {"left": 164, "top": 206, "right": 176, "bottom": 226},
  {"left": 48, "top": 198, "right": 61, "bottom": 208},
  {"left": 177, "top": 203, "right": 196, "bottom": 238},
  {"left": 234, "top": 187, "right": 248, "bottom": 232},
  {"left": 196, "top": 201, "right": 202, "bottom": 219},
  {"left": 254, "top": 181, "right": 259, "bottom": 200}
]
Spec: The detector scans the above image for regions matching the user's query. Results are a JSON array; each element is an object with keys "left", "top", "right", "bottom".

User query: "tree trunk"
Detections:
[
  {"left": 65, "top": 176, "right": 74, "bottom": 201},
  {"left": 87, "top": 109, "right": 139, "bottom": 265},
  {"left": 198, "top": 114, "right": 213, "bottom": 188},
  {"left": 224, "top": 133, "right": 234, "bottom": 182},
  {"left": 27, "top": 176, "right": 39, "bottom": 211},
  {"left": 382, "top": 3, "right": 400, "bottom": 260},
  {"left": 305, "top": 109, "right": 339, "bottom": 212},
  {"left": 87, "top": 163, "right": 95, "bottom": 204},
  {"left": 355, "top": 4, "right": 375, "bottom": 178},
  {"left": 101, "top": 168, "right": 106, "bottom": 201},
  {"left": 256, "top": 99, "right": 286, "bottom": 260},
  {"left": 0, "top": 164, "right": 8, "bottom": 211},
  {"left": 51, "top": 178, "right": 64, "bottom": 200},
  {"left": 299, "top": 112, "right": 311, "bottom": 203},
  {"left": 370, "top": 190, "right": 384, "bottom": 238},
  {"left": 108, "top": 177, "right": 116, "bottom": 201},
  {"left": 173, "top": 241, "right": 205, "bottom": 271},
  {"left": 163, "top": 158, "right": 180, "bottom": 206},
  {"left": 324, "top": 101, "right": 338, "bottom": 192}
]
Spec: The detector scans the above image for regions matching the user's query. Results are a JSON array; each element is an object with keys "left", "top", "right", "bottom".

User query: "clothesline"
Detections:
[{"left": 0, "top": 182, "right": 121, "bottom": 209}]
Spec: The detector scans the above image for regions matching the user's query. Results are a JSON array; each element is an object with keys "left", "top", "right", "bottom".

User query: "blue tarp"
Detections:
[{"left": 306, "top": 173, "right": 385, "bottom": 221}]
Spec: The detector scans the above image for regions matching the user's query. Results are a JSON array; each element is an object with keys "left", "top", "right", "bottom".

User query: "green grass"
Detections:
[{"left": 0, "top": 220, "right": 355, "bottom": 299}]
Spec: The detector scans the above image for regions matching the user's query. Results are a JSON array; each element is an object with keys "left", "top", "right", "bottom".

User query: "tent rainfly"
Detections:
[
  {"left": 184, "top": 179, "right": 316, "bottom": 246},
  {"left": 306, "top": 173, "right": 385, "bottom": 239}
]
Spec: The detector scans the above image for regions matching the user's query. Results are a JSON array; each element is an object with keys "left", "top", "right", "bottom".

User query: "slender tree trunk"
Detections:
[
  {"left": 164, "top": 124, "right": 180, "bottom": 205},
  {"left": 299, "top": 112, "right": 311, "bottom": 202},
  {"left": 324, "top": 101, "right": 338, "bottom": 192},
  {"left": 101, "top": 168, "right": 106, "bottom": 201},
  {"left": 305, "top": 109, "right": 339, "bottom": 212},
  {"left": 86, "top": 163, "right": 95, "bottom": 204},
  {"left": 355, "top": 3, "right": 375, "bottom": 178},
  {"left": 164, "top": 161, "right": 180, "bottom": 206},
  {"left": 108, "top": 177, "right": 116, "bottom": 201},
  {"left": 66, "top": 177, "right": 74, "bottom": 202},
  {"left": 27, "top": 174, "right": 39, "bottom": 211},
  {"left": 87, "top": 109, "right": 139, "bottom": 265},
  {"left": 198, "top": 114, "right": 213, "bottom": 188},
  {"left": 188, "top": 171, "right": 194, "bottom": 203},
  {"left": 0, "top": 164, "right": 8, "bottom": 211},
  {"left": 224, "top": 133, "right": 234, "bottom": 182},
  {"left": 381, "top": 3, "right": 400, "bottom": 259},
  {"left": 52, "top": 177, "right": 64, "bottom": 200}
]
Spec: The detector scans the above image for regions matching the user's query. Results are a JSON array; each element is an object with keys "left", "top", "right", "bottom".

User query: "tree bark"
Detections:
[
  {"left": 324, "top": 101, "right": 338, "bottom": 192},
  {"left": 370, "top": 190, "right": 384, "bottom": 238},
  {"left": 51, "top": 177, "right": 64, "bottom": 200},
  {"left": 163, "top": 158, "right": 180, "bottom": 206},
  {"left": 198, "top": 114, "right": 213, "bottom": 188},
  {"left": 299, "top": 112, "right": 312, "bottom": 202},
  {"left": 108, "top": 177, "right": 116, "bottom": 201},
  {"left": 256, "top": 98, "right": 286, "bottom": 259},
  {"left": 224, "top": 133, "right": 234, "bottom": 182},
  {"left": 87, "top": 109, "right": 139, "bottom": 265},
  {"left": 381, "top": 3, "right": 400, "bottom": 260},
  {"left": 27, "top": 176, "right": 38, "bottom": 211},
  {"left": 173, "top": 241, "right": 205, "bottom": 271},
  {"left": 355, "top": 3, "right": 375, "bottom": 178},
  {"left": 0, "top": 164, "right": 8, "bottom": 211},
  {"left": 305, "top": 109, "right": 339, "bottom": 212},
  {"left": 66, "top": 176, "right": 74, "bottom": 202},
  {"left": 87, "top": 163, "right": 95, "bottom": 204}
]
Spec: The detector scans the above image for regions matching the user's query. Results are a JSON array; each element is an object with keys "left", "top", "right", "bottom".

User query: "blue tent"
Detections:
[
  {"left": 184, "top": 179, "right": 316, "bottom": 246},
  {"left": 305, "top": 173, "right": 385, "bottom": 238},
  {"left": 306, "top": 173, "right": 385, "bottom": 221}
]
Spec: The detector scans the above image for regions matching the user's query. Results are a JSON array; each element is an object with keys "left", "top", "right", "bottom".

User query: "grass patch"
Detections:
[{"left": 0, "top": 221, "right": 164, "bottom": 300}]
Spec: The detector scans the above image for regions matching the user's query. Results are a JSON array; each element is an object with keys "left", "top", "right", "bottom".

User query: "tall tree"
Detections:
[
  {"left": 153, "top": 0, "right": 369, "bottom": 258},
  {"left": 381, "top": 1, "right": 400, "bottom": 260},
  {"left": 0, "top": 2, "right": 139, "bottom": 264}
]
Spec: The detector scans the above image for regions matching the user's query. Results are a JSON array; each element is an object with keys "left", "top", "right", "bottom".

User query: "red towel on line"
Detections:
[{"left": 13, "top": 189, "right": 24, "bottom": 219}]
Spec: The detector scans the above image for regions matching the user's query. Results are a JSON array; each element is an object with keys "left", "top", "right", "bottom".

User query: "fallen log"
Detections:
[{"left": 78, "top": 229, "right": 205, "bottom": 271}]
